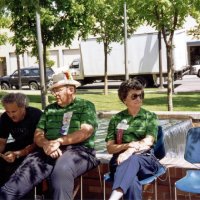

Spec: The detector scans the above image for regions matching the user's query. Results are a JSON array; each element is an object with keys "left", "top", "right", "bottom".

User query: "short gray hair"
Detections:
[{"left": 1, "top": 93, "right": 29, "bottom": 108}]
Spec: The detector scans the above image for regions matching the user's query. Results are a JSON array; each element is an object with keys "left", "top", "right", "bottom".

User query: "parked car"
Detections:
[
  {"left": 191, "top": 65, "right": 200, "bottom": 77},
  {"left": 0, "top": 67, "right": 54, "bottom": 90}
]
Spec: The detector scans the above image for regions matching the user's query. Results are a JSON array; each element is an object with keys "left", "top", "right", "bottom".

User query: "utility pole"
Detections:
[
  {"left": 36, "top": 10, "right": 46, "bottom": 109},
  {"left": 124, "top": 1, "right": 129, "bottom": 81}
]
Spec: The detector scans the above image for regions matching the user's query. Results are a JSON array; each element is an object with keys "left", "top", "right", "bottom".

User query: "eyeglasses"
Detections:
[
  {"left": 130, "top": 93, "right": 143, "bottom": 100},
  {"left": 51, "top": 87, "right": 67, "bottom": 95}
]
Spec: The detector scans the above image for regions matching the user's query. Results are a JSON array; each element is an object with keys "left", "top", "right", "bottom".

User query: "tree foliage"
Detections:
[
  {"left": 6, "top": 0, "right": 96, "bottom": 64},
  {"left": 187, "top": 0, "right": 200, "bottom": 39},
  {"left": 0, "top": 1, "right": 11, "bottom": 45}
]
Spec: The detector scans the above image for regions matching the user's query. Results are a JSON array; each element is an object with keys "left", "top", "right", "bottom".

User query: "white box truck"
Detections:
[{"left": 69, "top": 30, "right": 190, "bottom": 87}]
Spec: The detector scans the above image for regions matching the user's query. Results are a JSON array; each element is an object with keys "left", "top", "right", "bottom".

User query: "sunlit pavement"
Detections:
[{"left": 172, "top": 75, "right": 200, "bottom": 92}]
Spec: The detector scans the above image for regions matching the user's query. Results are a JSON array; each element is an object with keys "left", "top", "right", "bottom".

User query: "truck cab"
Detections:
[{"left": 69, "top": 59, "right": 81, "bottom": 78}]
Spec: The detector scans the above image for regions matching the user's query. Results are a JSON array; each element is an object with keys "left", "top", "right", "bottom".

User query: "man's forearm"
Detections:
[
  {"left": 34, "top": 129, "right": 49, "bottom": 148},
  {"left": 0, "top": 139, "right": 6, "bottom": 153},
  {"left": 14, "top": 144, "right": 36, "bottom": 158},
  {"left": 106, "top": 143, "right": 130, "bottom": 154},
  {"left": 57, "top": 124, "right": 93, "bottom": 146},
  {"left": 0, "top": 147, "right": 5, "bottom": 154}
]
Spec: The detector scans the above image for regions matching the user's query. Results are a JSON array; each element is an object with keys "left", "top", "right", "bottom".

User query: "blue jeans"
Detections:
[
  {"left": 111, "top": 152, "right": 162, "bottom": 200},
  {"left": 0, "top": 145, "right": 99, "bottom": 200}
]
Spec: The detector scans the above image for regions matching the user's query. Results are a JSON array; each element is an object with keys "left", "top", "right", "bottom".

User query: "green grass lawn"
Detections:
[
  {"left": 77, "top": 91, "right": 200, "bottom": 111},
  {"left": 0, "top": 90, "right": 199, "bottom": 112}
]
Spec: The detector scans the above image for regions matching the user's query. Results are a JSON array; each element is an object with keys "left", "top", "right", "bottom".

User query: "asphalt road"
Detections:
[
  {"left": 1, "top": 75, "right": 199, "bottom": 94},
  {"left": 79, "top": 74, "right": 200, "bottom": 92},
  {"left": 79, "top": 80, "right": 121, "bottom": 90}
]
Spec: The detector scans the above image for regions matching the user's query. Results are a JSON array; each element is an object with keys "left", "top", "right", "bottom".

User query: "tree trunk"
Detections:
[
  {"left": 16, "top": 53, "right": 21, "bottom": 90},
  {"left": 166, "top": 43, "right": 173, "bottom": 111},
  {"left": 158, "top": 31, "right": 163, "bottom": 88},
  {"left": 104, "top": 42, "right": 108, "bottom": 95}
]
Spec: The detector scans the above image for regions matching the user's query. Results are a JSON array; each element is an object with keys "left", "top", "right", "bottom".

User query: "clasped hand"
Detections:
[
  {"left": 117, "top": 141, "right": 141, "bottom": 164},
  {"left": 43, "top": 140, "right": 62, "bottom": 159},
  {"left": 128, "top": 141, "right": 140, "bottom": 150},
  {"left": 0, "top": 151, "right": 16, "bottom": 163},
  {"left": 117, "top": 151, "right": 133, "bottom": 165}
]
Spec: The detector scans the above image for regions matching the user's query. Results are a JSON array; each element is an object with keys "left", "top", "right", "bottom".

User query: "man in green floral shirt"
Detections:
[{"left": 0, "top": 71, "right": 99, "bottom": 200}]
